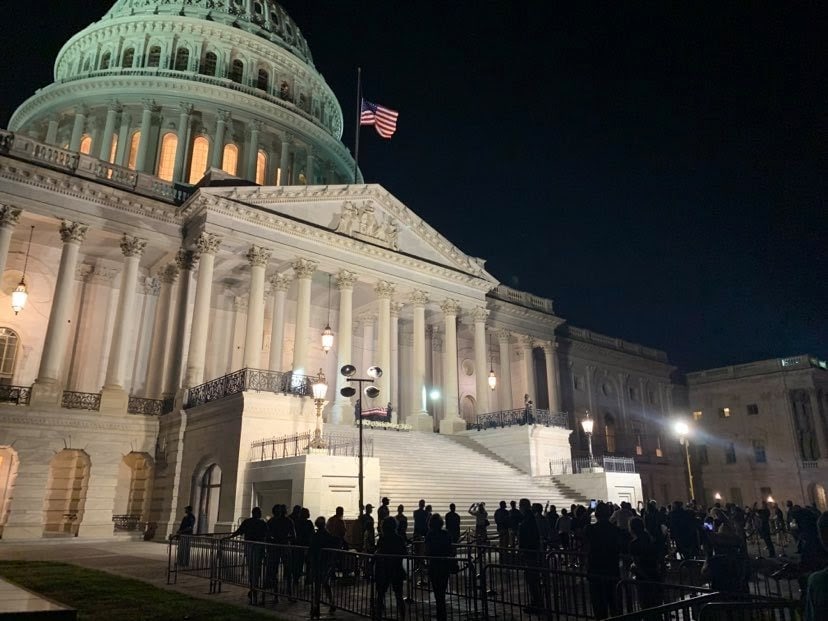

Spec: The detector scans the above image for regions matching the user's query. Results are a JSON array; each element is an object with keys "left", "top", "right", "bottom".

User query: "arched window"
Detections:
[
  {"left": 604, "top": 413, "right": 617, "bottom": 453},
  {"left": 189, "top": 136, "right": 209, "bottom": 184},
  {"left": 197, "top": 463, "right": 222, "bottom": 534},
  {"left": 254, "top": 1, "right": 264, "bottom": 15},
  {"left": 83, "top": 58, "right": 91, "bottom": 72},
  {"left": 230, "top": 59, "right": 244, "bottom": 84},
  {"left": 100, "top": 52, "right": 111, "bottom": 70},
  {"left": 79, "top": 135, "right": 92, "bottom": 155},
  {"left": 255, "top": 150, "right": 267, "bottom": 185},
  {"left": 256, "top": 68, "right": 269, "bottom": 91},
  {"left": 0, "top": 328, "right": 20, "bottom": 385},
  {"left": 174, "top": 47, "right": 189, "bottom": 72},
  {"left": 221, "top": 143, "right": 238, "bottom": 175},
  {"left": 147, "top": 45, "right": 162, "bottom": 68},
  {"left": 201, "top": 52, "right": 217, "bottom": 76},
  {"left": 156, "top": 132, "right": 178, "bottom": 181},
  {"left": 122, "top": 48, "right": 135, "bottom": 68},
  {"left": 127, "top": 131, "right": 141, "bottom": 170}
]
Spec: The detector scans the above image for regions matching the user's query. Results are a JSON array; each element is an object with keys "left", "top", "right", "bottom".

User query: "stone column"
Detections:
[
  {"left": 115, "top": 113, "right": 131, "bottom": 166},
  {"left": 145, "top": 263, "right": 179, "bottom": 397},
  {"left": 30, "top": 220, "right": 88, "bottom": 405},
  {"left": 359, "top": 313, "right": 376, "bottom": 374},
  {"left": 135, "top": 99, "right": 157, "bottom": 173},
  {"left": 98, "top": 100, "right": 121, "bottom": 162},
  {"left": 306, "top": 147, "right": 316, "bottom": 184},
  {"left": 497, "top": 330, "right": 513, "bottom": 410},
  {"left": 279, "top": 133, "right": 292, "bottom": 185},
  {"left": 69, "top": 105, "right": 88, "bottom": 152},
  {"left": 390, "top": 301, "right": 403, "bottom": 421},
  {"left": 519, "top": 334, "right": 536, "bottom": 405},
  {"left": 246, "top": 119, "right": 262, "bottom": 181},
  {"left": 439, "top": 299, "right": 464, "bottom": 434},
  {"left": 291, "top": 258, "right": 317, "bottom": 375},
  {"left": 210, "top": 110, "right": 230, "bottom": 169},
  {"left": 472, "top": 306, "right": 490, "bottom": 414},
  {"left": 331, "top": 270, "right": 357, "bottom": 425},
  {"left": 45, "top": 118, "right": 60, "bottom": 145},
  {"left": 0, "top": 205, "right": 21, "bottom": 279},
  {"left": 408, "top": 290, "right": 431, "bottom": 430},
  {"left": 100, "top": 235, "right": 147, "bottom": 413},
  {"left": 164, "top": 250, "right": 197, "bottom": 398},
  {"left": 185, "top": 233, "right": 221, "bottom": 387},
  {"left": 172, "top": 103, "right": 193, "bottom": 183},
  {"left": 375, "top": 281, "right": 394, "bottom": 419},
  {"left": 267, "top": 273, "right": 292, "bottom": 371},
  {"left": 243, "top": 245, "right": 271, "bottom": 368},
  {"left": 543, "top": 340, "right": 561, "bottom": 412}
]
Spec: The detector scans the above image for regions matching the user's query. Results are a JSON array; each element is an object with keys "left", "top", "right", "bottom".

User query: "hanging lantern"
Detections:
[
  {"left": 11, "top": 225, "right": 34, "bottom": 315},
  {"left": 321, "top": 323, "right": 334, "bottom": 353},
  {"left": 488, "top": 369, "right": 497, "bottom": 390}
]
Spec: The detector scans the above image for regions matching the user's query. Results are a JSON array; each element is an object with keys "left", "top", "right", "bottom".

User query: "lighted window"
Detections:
[
  {"left": 202, "top": 52, "right": 217, "bottom": 76},
  {"left": 147, "top": 45, "right": 162, "bottom": 68},
  {"left": 108, "top": 134, "right": 118, "bottom": 164},
  {"left": 693, "top": 410, "right": 703, "bottom": 421},
  {"left": 156, "top": 133, "right": 178, "bottom": 181},
  {"left": 100, "top": 52, "right": 111, "bottom": 70},
  {"left": 189, "top": 136, "right": 210, "bottom": 184},
  {"left": 122, "top": 48, "right": 135, "bottom": 68},
  {"left": 256, "top": 150, "right": 267, "bottom": 185},
  {"left": 753, "top": 440, "right": 767, "bottom": 463},
  {"left": 79, "top": 135, "right": 92, "bottom": 155},
  {"left": 127, "top": 131, "right": 141, "bottom": 170},
  {"left": 222, "top": 143, "right": 238, "bottom": 175},
  {"left": 655, "top": 435, "right": 663, "bottom": 458},
  {"left": 747, "top": 404, "right": 759, "bottom": 416},
  {"left": 174, "top": 48, "right": 189, "bottom": 71},
  {"left": 257, "top": 68, "right": 269, "bottom": 91},
  {"left": 0, "top": 328, "right": 20, "bottom": 384},
  {"left": 719, "top": 407, "right": 731, "bottom": 418},
  {"left": 633, "top": 427, "right": 643, "bottom": 456},
  {"left": 725, "top": 442, "right": 736, "bottom": 464},
  {"left": 230, "top": 59, "right": 244, "bottom": 84}
]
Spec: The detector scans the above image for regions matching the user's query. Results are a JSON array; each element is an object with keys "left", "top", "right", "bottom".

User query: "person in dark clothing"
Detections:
[
  {"left": 757, "top": 502, "right": 776, "bottom": 557},
  {"left": 509, "top": 500, "right": 523, "bottom": 547},
  {"left": 643, "top": 500, "right": 667, "bottom": 558},
  {"left": 425, "top": 514, "right": 455, "bottom": 621},
  {"left": 584, "top": 502, "right": 626, "bottom": 620},
  {"left": 395, "top": 504, "right": 408, "bottom": 539},
  {"left": 669, "top": 501, "right": 701, "bottom": 560},
  {"left": 445, "top": 504, "right": 461, "bottom": 543},
  {"left": 227, "top": 507, "right": 270, "bottom": 604},
  {"left": 174, "top": 505, "right": 195, "bottom": 566},
  {"left": 309, "top": 516, "right": 341, "bottom": 617},
  {"left": 413, "top": 499, "right": 429, "bottom": 539},
  {"left": 495, "top": 500, "right": 510, "bottom": 548},
  {"left": 293, "top": 507, "right": 314, "bottom": 588},
  {"left": 266, "top": 504, "right": 296, "bottom": 599},
  {"left": 518, "top": 498, "right": 544, "bottom": 611},
  {"left": 375, "top": 516, "right": 407, "bottom": 619},
  {"left": 629, "top": 517, "right": 663, "bottom": 609},
  {"left": 360, "top": 504, "right": 376, "bottom": 553},
  {"left": 377, "top": 497, "right": 391, "bottom": 535}
]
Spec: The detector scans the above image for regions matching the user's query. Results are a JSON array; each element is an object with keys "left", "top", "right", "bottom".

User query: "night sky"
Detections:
[{"left": 0, "top": 2, "right": 824, "bottom": 372}]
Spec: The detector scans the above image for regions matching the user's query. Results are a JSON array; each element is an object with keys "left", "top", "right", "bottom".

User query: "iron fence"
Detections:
[
  {"left": 0, "top": 385, "right": 31, "bottom": 405},
  {"left": 61, "top": 390, "right": 101, "bottom": 411},
  {"left": 249, "top": 431, "right": 374, "bottom": 462},
  {"left": 127, "top": 396, "right": 164, "bottom": 416},
  {"left": 185, "top": 368, "right": 313, "bottom": 409},
  {"left": 698, "top": 600, "right": 803, "bottom": 620},
  {"left": 112, "top": 514, "right": 143, "bottom": 532},
  {"left": 474, "top": 408, "right": 569, "bottom": 431},
  {"left": 550, "top": 455, "right": 637, "bottom": 475}
]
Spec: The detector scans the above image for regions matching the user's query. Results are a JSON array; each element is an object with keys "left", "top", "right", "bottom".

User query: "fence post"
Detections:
[{"left": 478, "top": 546, "right": 489, "bottom": 619}]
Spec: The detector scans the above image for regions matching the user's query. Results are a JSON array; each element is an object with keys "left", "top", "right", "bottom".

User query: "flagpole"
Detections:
[{"left": 353, "top": 67, "right": 362, "bottom": 184}]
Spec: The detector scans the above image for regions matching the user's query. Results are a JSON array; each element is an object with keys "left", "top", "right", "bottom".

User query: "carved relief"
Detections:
[{"left": 335, "top": 201, "right": 399, "bottom": 250}]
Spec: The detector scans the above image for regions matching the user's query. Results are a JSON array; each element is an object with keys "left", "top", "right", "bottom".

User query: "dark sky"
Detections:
[{"left": 1, "top": 1, "right": 825, "bottom": 372}]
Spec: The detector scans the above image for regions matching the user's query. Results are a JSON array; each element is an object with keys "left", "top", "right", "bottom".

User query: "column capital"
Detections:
[
  {"left": 157, "top": 263, "right": 180, "bottom": 284},
  {"left": 358, "top": 312, "right": 377, "bottom": 326},
  {"left": 74, "top": 104, "right": 89, "bottom": 116},
  {"left": 234, "top": 295, "right": 248, "bottom": 312},
  {"left": 195, "top": 232, "right": 222, "bottom": 255},
  {"left": 108, "top": 99, "right": 123, "bottom": 113},
  {"left": 439, "top": 298, "right": 461, "bottom": 316},
  {"left": 246, "top": 244, "right": 272, "bottom": 267},
  {"left": 374, "top": 280, "right": 396, "bottom": 300},
  {"left": 292, "top": 257, "right": 317, "bottom": 279},
  {"left": 410, "top": 289, "right": 430, "bottom": 307},
  {"left": 335, "top": 269, "right": 358, "bottom": 290},
  {"left": 390, "top": 301, "right": 404, "bottom": 318},
  {"left": 120, "top": 234, "right": 147, "bottom": 258},
  {"left": 518, "top": 334, "right": 536, "bottom": 349},
  {"left": 250, "top": 119, "right": 264, "bottom": 133},
  {"left": 282, "top": 131, "right": 295, "bottom": 145},
  {"left": 59, "top": 220, "right": 88, "bottom": 244},
  {"left": 541, "top": 340, "right": 558, "bottom": 354},
  {"left": 178, "top": 102, "right": 194, "bottom": 116},
  {"left": 175, "top": 248, "right": 199, "bottom": 271},
  {"left": 0, "top": 205, "right": 21, "bottom": 229},
  {"left": 470, "top": 305, "right": 489, "bottom": 323},
  {"left": 141, "top": 98, "right": 159, "bottom": 113},
  {"left": 217, "top": 109, "right": 232, "bottom": 123},
  {"left": 270, "top": 272, "right": 292, "bottom": 291},
  {"left": 496, "top": 329, "right": 512, "bottom": 343}
]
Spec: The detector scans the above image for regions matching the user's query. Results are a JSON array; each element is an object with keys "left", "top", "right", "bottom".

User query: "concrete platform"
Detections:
[{"left": 0, "top": 577, "right": 76, "bottom": 619}]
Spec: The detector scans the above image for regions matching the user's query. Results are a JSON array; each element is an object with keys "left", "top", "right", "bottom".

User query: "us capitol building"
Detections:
[{"left": 0, "top": 0, "right": 716, "bottom": 539}]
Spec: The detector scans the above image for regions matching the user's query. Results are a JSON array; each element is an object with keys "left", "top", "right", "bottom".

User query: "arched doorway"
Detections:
[
  {"left": 812, "top": 484, "right": 828, "bottom": 512},
  {"left": 461, "top": 395, "right": 476, "bottom": 425},
  {"left": 0, "top": 446, "right": 19, "bottom": 537},
  {"left": 604, "top": 413, "right": 617, "bottom": 453},
  {"left": 112, "top": 453, "right": 154, "bottom": 532},
  {"left": 43, "top": 449, "right": 91, "bottom": 537},
  {"left": 195, "top": 463, "right": 221, "bottom": 534}
]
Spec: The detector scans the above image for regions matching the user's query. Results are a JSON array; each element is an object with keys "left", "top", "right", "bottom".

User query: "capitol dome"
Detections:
[{"left": 8, "top": 0, "right": 356, "bottom": 187}]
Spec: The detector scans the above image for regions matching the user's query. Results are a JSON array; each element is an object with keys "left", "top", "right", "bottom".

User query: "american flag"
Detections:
[{"left": 360, "top": 99, "right": 399, "bottom": 139}]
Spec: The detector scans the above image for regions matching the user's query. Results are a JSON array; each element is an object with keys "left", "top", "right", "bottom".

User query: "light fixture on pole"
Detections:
[
  {"left": 309, "top": 368, "right": 328, "bottom": 450},
  {"left": 674, "top": 420, "right": 695, "bottom": 501},
  {"left": 339, "top": 364, "right": 382, "bottom": 516},
  {"left": 487, "top": 331, "right": 497, "bottom": 390},
  {"left": 321, "top": 274, "right": 334, "bottom": 354},
  {"left": 581, "top": 409, "right": 595, "bottom": 467},
  {"left": 11, "top": 225, "right": 34, "bottom": 315}
]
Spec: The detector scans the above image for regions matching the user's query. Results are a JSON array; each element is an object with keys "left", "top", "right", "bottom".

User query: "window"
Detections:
[
  {"left": 697, "top": 444, "right": 709, "bottom": 466},
  {"left": 655, "top": 435, "right": 663, "bottom": 458},
  {"left": 730, "top": 487, "right": 743, "bottom": 507},
  {"left": 604, "top": 414, "right": 616, "bottom": 453},
  {"left": 174, "top": 47, "right": 189, "bottom": 71},
  {"left": 79, "top": 135, "right": 92, "bottom": 155},
  {"left": 574, "top": 377, "right": 584, "bottom": 391},
  {"left": 156, "top": 133, "right": 178, "bottom": 181},
  {"left": 188, "top": 136, "right": 209, "bottom": 184},
  {"left": 274, "top": 167, "right": 282, "bottom": 185},
  {"left": 257, "top": 68, "right": 269, "bottom": 91},
  {"left": 230, "top": 59, "right": 244, "bottom": 83},
  {"left": 122, "top": 48, "right": 135, "bottom": 68},
  {"left": 147, "top": 45, "right": 161, "bottom": 68},
  {"left": 693, "top": 410, "right": 703, "bottom": 421},
  {"left": 753, "top": 440, "right": 767, "bottom": 463},
  {"left": 100, "top": 52, "right": 111, "bottom": 70},
  {"left": 221, "top": 143, "right": 238, "bottom": 175},
  {"left": 0, "top": 328, "right": 20, "bottom": 384},
  {"left": 747, "top": 404, "right": 759, "bottom": 416},
  {"left": 256, "top": 150, "right": 267, "bottom": 185},
  {"left": 633, "top": 427, "right": 643, "bottom": 456},
  {"left": 254, "top": 1, "right": 263, "bottom": 14},
  {"left": 760, "top": 486, "right": 773, "bottom": 501},
  {"left": 725, "top": 442, "right": 736, "bottom": 464},
  {"left": 202, "top": 52, "right": 217, "bottom": 76},
  {"left": 127, "top": 131, "right": 141, "bottom": 170},
  {"left": 719, "top": 407, "right": 731, "bottom": 418},
  {"left": 628, "top": 387, "right": 638, "bottom": 401}
]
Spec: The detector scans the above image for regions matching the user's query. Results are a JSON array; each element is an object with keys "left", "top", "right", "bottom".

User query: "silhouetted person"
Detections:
[
  {"left": 327, "top": 506, "right": 347, "bottom": 547},
  {"left": 174, "top": 505, "right": 195, "bottom": 566},
  {"left": 669, "top": 500, "right": 701, "bottom": 560},
  {"left": 509, "top": 500, "right": 523, "bottom": 547},
  {"left": 378, "top": 497, "right": 391, "bottom": 534},
  {"left": 469, "top": 502, "right": 489, "bottom": 543},
  {"left": 375, "top": 516, "right": 407, "bottom": 619},
  {"left": 629, "top": 517, "right": 662, "bottom": 609},
  {"left": 445, "top": 503, "right": 461, "bottom": 543},
  {"left": 266, "top": 504, "right": 296, "bottom": 599},
  {"left": 584, "top": 502, "right": 625, "bottom": 619},
  {"left": 413, "top": 499, "right": 429, "bottom": 539},
  {"left": 309, "top": 516, "right": 341, "bottom": 617},
  {"left": 426, "top": 514, "right": 455, "bottom": 621},
  {"left": 360, "top": 504, "right": 376, "bottom": 553},
  {"left": 757, "top": 501, "right": 776, "bottom": 557},
  {"left": 395, "top": 504, "right": 408, "bottom": 539},
  {"left": 495, "top": 500, "right": 510, "bottom": 548},
  {"left": 293, "top": 507, "right": 314, "bottom": 588},
  {"left": 518, "top": 498, "right": 543, "bottom": 611},
  {"left": 805, "top": 511, "right": 828, "bottom": 621},
  {"left": 227, "top": 507, "right": 269, "bottom": 604}
]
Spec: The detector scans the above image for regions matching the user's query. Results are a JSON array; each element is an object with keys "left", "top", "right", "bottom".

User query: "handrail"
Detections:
[
  {"left": 184, "top": 368, "right": 312, "bottom": 409},
  {"left": 61, "top": 390, "right": 101, "bottom": 411},
  {"left": 550, "top": 455, "right": 637, "bottom": 475},
  {"left": 249, "top": 431, "right": 373, "bottom": 461},
  {"left": 127, "top": 396, "right": 164, "bottom": 416},
  {"left": 474, "top": 408, "right": 569, "bottom": 431}
]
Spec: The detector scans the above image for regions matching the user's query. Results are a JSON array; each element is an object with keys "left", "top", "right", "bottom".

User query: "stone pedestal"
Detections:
[
  {"left": 408, "top": 412, "right": 434, "bottom": 433},
  {"left": 439, "top": 417, "right": 467, "bottom": 435},
  {"left": 29, "top": 379, "right": 62, "bottom": 407},
  {"left": 99, "top": 386, "right": 129, "bottom": 414}
]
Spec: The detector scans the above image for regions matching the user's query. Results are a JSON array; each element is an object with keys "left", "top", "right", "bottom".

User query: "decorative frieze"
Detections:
[{"left": 335, "top": 201, "right": 399, "bottom": 250}]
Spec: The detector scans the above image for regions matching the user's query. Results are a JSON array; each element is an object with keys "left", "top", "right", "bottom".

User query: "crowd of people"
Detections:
[{"left": 173, "top": 495, "right": 828, "bottom": 620}]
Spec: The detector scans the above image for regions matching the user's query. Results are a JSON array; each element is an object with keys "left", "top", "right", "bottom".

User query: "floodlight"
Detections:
[
  {"left": 340, "top": 364, "right": 356, "bottom": 377},
  {"left": 367, "top": 366, "right": 383, "bottom": 379}
]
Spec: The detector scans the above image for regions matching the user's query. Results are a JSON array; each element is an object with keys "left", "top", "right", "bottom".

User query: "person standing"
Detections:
[
  {"left": 395, "top": 504, "right": 408, "bottom": 540},
  {"left": 378, "top": 497, "right": 391, "bottom": 535},
  {"left": 804, "top": 512, "right": 828, "bottom": 621},
  {"left": 495, "top": 500, "right": 510, "bottom": 548},
  {"left": 226, "top": 507, "right": 270, "bottom": 605},
  {"left": 425, "top": 514, "right": 455, "bottom": 621},
  {"left": 326, "top": 506, "right": 347, "bottom": 548},
  {"left": 509, "top": 500, "right": 523, "bottom": 547},
  {"left": 174, "top": 505, "right": 195, "bottom": 567},
  {"left": 518, "top": 498, "right": 543, "bottom": 612},
  {"left": 629, "top": 517, "right": 663, "bottom": 609},
  {"left": 445, "top": 504, "right": 461, "bottom": 543},
  {"left": 266, "top": 504, "right": 296, "bottom": 599},
  {"left": 309, "top": 516, "right": 341, "bottom": 617},
  {"left": 375, "top": 517, "right": 407, "bottom": 619},
  {"left": 584, "top": 502, "right": 626, "bottom": 620},
  {"left": 413, "top": 499, "right": 429, "bottom": 540},
  {"left": 469, "top": 502, "right": 489, "bottom": 543}
]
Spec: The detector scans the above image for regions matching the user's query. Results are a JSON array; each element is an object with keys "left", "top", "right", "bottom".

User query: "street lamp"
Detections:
[
  {"left": 339, "top": 364, "right": 382, "bottom": 516},
  {"left": 309, "top": 369, "right": 328, "bottom": 450},
  {"left": 581, "top": 410, "right": 595, "bottom": 467},
  {"left": 674, "top": 420, "right": 695, "bottom": 501}
]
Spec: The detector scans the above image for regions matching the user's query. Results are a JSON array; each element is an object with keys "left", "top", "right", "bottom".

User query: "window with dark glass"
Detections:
[
  {"left": 122, "top": 48, "right": 135, "bottom": 68},
  {"left": 230, "top": 59, "right": 244, "bottom": 83},
  {"left": 100, "top": 52, "right": 111, "bottom": 70},
  {"left": 257, "top": 68, "right": 269, "bottom": 91},
  {"left": 174, "top": 48, "right": 189, "bottom": 71},
  {"left": 0, "top": 328, "right": 20, "bottom": 385},
  {"left": 725, "top": 443, "right": 737, "bottom": 464},
  {"left": 147, "top": 46, "right": 162, "bottom": 68},
  {"left": 697, "top": 444, "right": 709, "bottom": 465},
  {"left": 202, "top": 52, "right": 217, "bottom": 76},
  {"left": 747, "top": 404, "right": 759, "bottom": 415},
  {"left": 753, "top": 440, "right": 767, "bottom": 463}
]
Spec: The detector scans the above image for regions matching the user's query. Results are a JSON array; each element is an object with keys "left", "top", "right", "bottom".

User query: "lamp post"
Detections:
[
  {"left": 581, "top": 410, "right": 595, "bottom": 467},
  {"left": 309, "top": 369, "right": 328, "bottom": 450},
  {"left": 674, "top": 420, "right": 695, "bottom": 501},
  {"left": 339, "top": 364, "right": 382, "bottom": 516}
]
